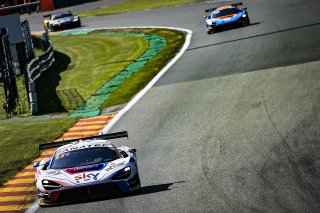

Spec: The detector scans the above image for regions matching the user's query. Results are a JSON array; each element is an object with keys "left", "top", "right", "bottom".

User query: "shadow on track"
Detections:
[
  {"left": 140, "top": 181, "right": 185, "bottom": 195},
  {"left": 44, "top": 181, "right": 185, "bottom": 208},
  {"left": 208, "top": 22, "right": 261, "bottom": 35}
]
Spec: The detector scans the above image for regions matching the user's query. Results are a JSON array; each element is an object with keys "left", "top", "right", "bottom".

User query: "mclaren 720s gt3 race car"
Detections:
[
  {"left": 33, "top": 131, "right": 141, "bottom": 206},
  {"left": 204, "top": 2, "right": 250, "bottom": 34}
]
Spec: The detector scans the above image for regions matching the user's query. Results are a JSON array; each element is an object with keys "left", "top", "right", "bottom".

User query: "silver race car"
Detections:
[
  {"left": 43, "top": 11, "right": 81, "bottom": 31},
  {"left": 33, "top": 131, "right": 141, "bottom": 206}
]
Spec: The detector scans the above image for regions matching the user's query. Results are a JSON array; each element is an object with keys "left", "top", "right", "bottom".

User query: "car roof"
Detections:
[{"left": 53, "top": 11, "right": 72, "bottom": 15}]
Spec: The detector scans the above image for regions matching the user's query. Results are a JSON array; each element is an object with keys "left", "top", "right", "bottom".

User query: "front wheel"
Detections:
[
  {"left": 207, "top": 27, "right": 215, "bottom": 35},
  {"left": 133, "top": 183, "right": 142, "bottom": 195},
  {"left": 207, "top": 26, "right": 216, "bottom": 35},
  {"left": 242, "top": 16, "right": 250, "bottom": 26}
]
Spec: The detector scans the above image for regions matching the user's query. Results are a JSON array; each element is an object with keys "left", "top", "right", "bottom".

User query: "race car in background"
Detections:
[
  {"left": 33, "top": 131, "right": 141, "bottom": 206},
  {"left": 43, "top": 11, "right": 81, "bottom": 31},
  {"left": 204, "top": 2, "right": 250, "bottom": 34}
]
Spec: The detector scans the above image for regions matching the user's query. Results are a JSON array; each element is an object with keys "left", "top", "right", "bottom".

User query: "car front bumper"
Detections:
[{"left": 38, "top": 174, "right": 141, "bottom": 206}]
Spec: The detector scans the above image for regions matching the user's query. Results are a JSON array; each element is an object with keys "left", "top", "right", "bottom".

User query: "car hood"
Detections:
[
  {"left": 207, "top": 11, "right": 245, "bottom": 25},
  {"left": 55, "top": 17, "right": 74, "bottom": 23}
]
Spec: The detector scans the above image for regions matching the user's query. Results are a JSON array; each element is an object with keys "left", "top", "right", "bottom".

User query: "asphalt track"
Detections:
[{"left": 23, "top": 0, "right": 320, "bottom": 212}]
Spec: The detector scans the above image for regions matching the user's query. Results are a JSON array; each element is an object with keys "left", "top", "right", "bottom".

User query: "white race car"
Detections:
[
  {"left": 43, "top": 11, "right": 81, "bottom": 31},
  {"left": 33, "top": 131, "right": 141, "bottom": 206}
]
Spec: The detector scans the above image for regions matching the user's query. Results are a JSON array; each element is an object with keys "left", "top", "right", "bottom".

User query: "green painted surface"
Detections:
[
  {"left": 68, "top": 32, "right": 166, "bottom": 118},
  {"left": 55, "top": 29, "right": 95, "bottom": 36}
]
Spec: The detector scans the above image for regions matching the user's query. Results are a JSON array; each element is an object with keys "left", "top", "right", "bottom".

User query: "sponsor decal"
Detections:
[
  {"left": 66, "top": 163, "right": 105, "bottom": 174},
  {"left": 74, "top": 172, "right": 100, "bottom": 181},
  {"left": 105, "top": 161, "right": 126, "bottom": 172},
  {"left": 57, "top": 143, "right": 109, "bottom": 154},
  {"left": 45, "top": 170, "right": 61, "bottom": 175}
]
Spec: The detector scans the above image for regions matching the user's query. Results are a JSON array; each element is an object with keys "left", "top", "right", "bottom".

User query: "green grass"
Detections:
[
  {"left": 99, "top": 28, "right": 185, "bottom": 109},
  {"left": 78, "top": 0, "right": 205, "bottom": 17},
  {"left": 36, "top": 33, "right": 148, "bottom": 114},
  {"left": 36, "top": 29, "right": 185, "bottom": 114},
  {"left": 0, "top": 118, "right": 78, "bottom": 185},
  {"left": 0, "top": 86, "right": 4, "bottom": 118},
  {"left": 35, "top": 48, "right": 44, "bottom": 56}
]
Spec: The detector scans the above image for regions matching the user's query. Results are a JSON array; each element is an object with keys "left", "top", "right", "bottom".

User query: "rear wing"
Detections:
[
  {"left": 231, "top": 2, "right": 243, "bottom": 7},
  {"left": 39, "top": 131, "right": 128, "bottom": 151},
  {"left": 205, "top": 2, "right": 243, "bottom": 13},
  {"left": 43, "top": 14, "right": 51, "bottom": 18}
]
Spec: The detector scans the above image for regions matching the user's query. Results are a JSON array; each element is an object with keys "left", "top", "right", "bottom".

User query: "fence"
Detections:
[
  {"left": 0, "top": 28, "right": 18, "bottom": 113},
  {"left": 25, "top": 33, "right": 55, "bottom": 114}
]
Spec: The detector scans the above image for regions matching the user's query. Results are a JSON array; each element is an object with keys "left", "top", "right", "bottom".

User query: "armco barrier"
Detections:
[{"left": 26, "top": 35, "right": 55, "bottom": 114}]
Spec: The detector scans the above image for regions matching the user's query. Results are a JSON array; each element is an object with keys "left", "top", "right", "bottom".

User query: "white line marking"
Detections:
[
  {"left": 25, "top": 199, "right": 39, "bottom": 213},
  {"left": 26, "top": 26, "right": 192, "bottom": 213}
]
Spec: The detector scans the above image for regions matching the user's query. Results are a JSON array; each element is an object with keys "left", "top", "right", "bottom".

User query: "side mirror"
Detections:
[
  {"left": 120, "top": 150, "right": 129, "bottom": 158},
  {"left": 33, "top": 162, "right": 40, "bottom": 168},
  {"left": 131, "top": 148, "right": 137, "bottom": 153},
  {"left": 203, "top": 15, "right": 207, "bottom": 19},
  {"left": 243, "top": 7, "right": 247, "bottom": 10}
]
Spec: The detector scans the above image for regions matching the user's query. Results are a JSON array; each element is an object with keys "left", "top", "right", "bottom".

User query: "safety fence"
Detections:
[
  {"left": 26, "top": 34, "right": 55, "bottom": 114},
  {"left": 0, "top": 28, "right": 18, "bottom": 114},
  {"left": 27, "top": 37, "right": 54, "bottom": 81}
]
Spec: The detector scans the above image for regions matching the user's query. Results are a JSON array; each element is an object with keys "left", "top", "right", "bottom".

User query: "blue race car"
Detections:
[{"left": 204, "top": 2, "right": 250, "bottom": 34}]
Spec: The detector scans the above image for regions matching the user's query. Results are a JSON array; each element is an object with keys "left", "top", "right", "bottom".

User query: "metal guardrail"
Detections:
[
  {"left": 26, "top": 35, "right": 55, "bottom": 114},
  {"left": 27, "top": 40, "right": 55, "bottom": 81}
]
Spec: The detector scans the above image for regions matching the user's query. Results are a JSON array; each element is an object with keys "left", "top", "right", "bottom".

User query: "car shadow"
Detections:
[
  {"left": 211, "top": 22, "right": 261, "bottom": 34},
  {"left": 45, "top": 181, "right": 186, "bottom": 208}
]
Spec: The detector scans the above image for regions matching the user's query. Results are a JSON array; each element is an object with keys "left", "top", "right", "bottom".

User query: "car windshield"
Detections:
[
  {"left": 50, "top": 147, "right": 119, "bottom": 169},
  {"left": 52, "top": 13, "right": 72, "bottom": 20},
  {"left": 211, "top": 8, "right": 240, "bottom": 18}
]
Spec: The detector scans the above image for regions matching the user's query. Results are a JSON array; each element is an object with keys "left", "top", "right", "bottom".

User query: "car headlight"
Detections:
[
  {"left": 73, "top": 17, "right": 79, "bottom": 21},
  {"left": 111, "top": 167, "right": 131, "bottom": 180},
  {"left": 207, "top": 21, "right": 212, "bottom": 25},
  {"left": 242, "top": 14, "right": 247, "bottom": 18},
  {"left": 42, "top": 179, "right": 62, "bottom": 190}
]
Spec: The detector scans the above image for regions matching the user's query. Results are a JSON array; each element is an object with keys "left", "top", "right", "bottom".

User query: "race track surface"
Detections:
[{"left": 24, "top": 0, "right": 320, "bottom": 212}]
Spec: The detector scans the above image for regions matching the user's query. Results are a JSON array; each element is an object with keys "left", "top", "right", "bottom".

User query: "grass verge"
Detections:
[
  {"left": 78, "top": 0, "right": 205, "bottom": 17},
  {"left": 36, "top": 33, "right": 148, "bottom": 114},
  {"left": 0, "top": 118, "right": 78, "bottom": 185},
  {"left": 99, "top": 28, "right": 185, "bottom": 109}
]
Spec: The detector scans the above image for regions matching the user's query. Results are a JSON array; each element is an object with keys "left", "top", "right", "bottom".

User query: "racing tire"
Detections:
[
  {"left": 77, "top": 20, "right": 81, "bottom": 28},
  {"left": 48, "top": 24, "right": 55, "bottom": 32},
  {"left": 133, "top": 184, "right": 142, "bottom": 195},
  {"left": 135, "top": 188, "right": 142, "bottom": 195},
  {"left": 242, "top": 17, "right": 250, "bottom": 27},
  {"left": 207, "top": 28, "right": 215, "bottom": 35}
]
